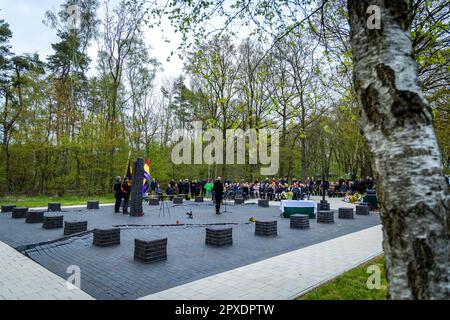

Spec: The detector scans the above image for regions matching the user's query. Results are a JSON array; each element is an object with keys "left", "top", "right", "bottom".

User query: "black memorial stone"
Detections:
[
  {"left": 48, "top": 203, "right": 61, "bottom": 212},
  {"left": 338, "top": 208, "right": 354, "bottom": 219},
  {"left": 205, "top": 228, "right": 233, "bottom": 247},
  {"left": 317, "top": 210, "right": 335, "bottom": 224},
  {"left": 87, "top": 201, "right": 100, "bottom": 210},
  {"left": 356, "top": 204, "right": 370, "bottom": 216},
  {"left": 149, "top": 198, "right": 160, "bottom": 206},
  {"left": 1, "top": 205, "right": 16, "bottom": 213},
  {"left": 258, "top": 199, "right": 269, "bottom": 208},
  {"left": 43, "top": 215, "right": 64, "bottom": 229},
  {"left": 195, "top": 197, "right": 204, "bottom": 203},
  {"left": 255, "top": 221, "right": 278, "bottom": 237},
  {"left": 290, "top": 214, "right": 310, "bottom": 229},
  {"left": 26, "top": 211, "right": 44, "bottom": 224},
  {"left": 134, "top": 238, "right": 168, "bottom": 263},
  {"left": 173, "top": 197, "right": 183, "bottom": 204},
  {"left": 235, "top": 198, "right": 244, "bottom": 205},
  {"left": 93, "top": 228, "right": 121, "bottom": 247},
  {"left": 64, "top": 221, "right": 88, "bottom": 236},
  {"left": 130, "top": 158, "right": 145, "bottom": 217},
  {"left": 12, "top": 207, "right": 28, "bottom": 219}
]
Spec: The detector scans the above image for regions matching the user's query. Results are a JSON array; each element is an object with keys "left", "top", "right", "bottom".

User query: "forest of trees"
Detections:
[{"left": 0, "top": 0, "right": 448, "bottom": 196}]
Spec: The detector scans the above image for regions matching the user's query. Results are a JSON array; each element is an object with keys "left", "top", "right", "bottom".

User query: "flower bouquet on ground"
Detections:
[
  {"left": 344, "top": 192, "right": 363, "bottom": 203},
  {"left": 283, "top": 192, "right": 294, "bottom": 200}
]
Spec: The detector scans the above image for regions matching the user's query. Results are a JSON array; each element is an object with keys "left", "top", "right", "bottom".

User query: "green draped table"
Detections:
[{"left": 280, "top": 200, "right": 317, "bottom": 219}]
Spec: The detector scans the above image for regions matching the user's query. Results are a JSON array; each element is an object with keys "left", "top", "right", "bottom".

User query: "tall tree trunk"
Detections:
[
  {"left": 300, "top": 137, "right": 307, "bottom": 181},
  {"left": 348, "top": 0, "right": 449, "bottom": 299}
]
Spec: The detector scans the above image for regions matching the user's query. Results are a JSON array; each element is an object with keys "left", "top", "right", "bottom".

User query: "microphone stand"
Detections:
[{"left": 221, "top": 186, "right": 232, "bottom": 213}]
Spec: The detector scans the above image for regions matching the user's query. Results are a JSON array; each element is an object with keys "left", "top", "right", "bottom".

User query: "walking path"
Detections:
[
  {"left": 0, "top": 241, "right": 94, "bottom": 300},
  {"left": 140, "top": 225, "right": 383, "bottom": 300}
]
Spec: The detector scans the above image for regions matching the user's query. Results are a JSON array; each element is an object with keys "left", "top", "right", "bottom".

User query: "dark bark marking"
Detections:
[
  {"left": 408, "top": 237, "right": 434, "bottom": 299},
  {"left": 375, "top": 64, "right": 430, "bottom": 125},
  {"left": 385, "top": 0, "right": 411, "bottom": 30}
]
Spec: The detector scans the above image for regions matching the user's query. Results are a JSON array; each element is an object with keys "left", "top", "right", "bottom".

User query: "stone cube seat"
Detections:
[
  {"left": 255, "top": 221, "right": 278, "bottom": 237},
  {"left": 48, "top": 203, "right": 62, "bottom": 212},
  {"left": 1, "top": 205, "right": 16, "bottom": 213},
  {"left": 64, "top": 221, "right": 88, "bottom": 236},
  {"left": 258, "top": 199, "right": 269, "bottom": 208},
  {"left": 317, "top": 210, "right": 335, "bottom": 224},
  {"left": 173, "top": 197, "right": 183, "bottom": 204},
  {"left": 26, "top": 211, "right": 45, "bottom": 224},
  {"left": 205, "top": 228, "right": 233, "bottom": 247},
  {"left": 87, "top": 201, "right": 100, "bottom": 210},
  {"left": 93, "top": 228, "right": 121, "bottom": 247},
  {"left": 43, "top": 215, "right": 64, "bottom": 229},
  {"left": 290, "top": 214, "right": 310, "bottom": 229},
  {"left": 12, "top": 207, "right": 28, "bottom": 219},
  {"left": 338, "top": 208, "right": 354, "bottom": 219},
  {"left": 356, "top": 204, "right": 370, "bottom": 216},
  {"left": 134, "top": 238, "right": 168, "bottom": 263}
]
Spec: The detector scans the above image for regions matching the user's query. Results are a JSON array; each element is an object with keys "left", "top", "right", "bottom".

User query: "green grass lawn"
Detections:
[
  {"left": 298, "top": 256, "right": 387, "bottom": 300},
  {"left": 0, "top": 195, "right": 115, "bottom": 208}
]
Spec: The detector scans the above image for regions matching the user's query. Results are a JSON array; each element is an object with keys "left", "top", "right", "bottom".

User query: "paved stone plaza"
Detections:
[{"left": 0, "top": 197, "right": 381, "bottom": 300}]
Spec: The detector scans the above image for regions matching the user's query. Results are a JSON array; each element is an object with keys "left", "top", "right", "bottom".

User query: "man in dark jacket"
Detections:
[
  {"left": 212, "top": 177, "right": 225, "bottom": 214},
  {"left": 150, "top": 179, "right": 157, "bottom": 195},
  {"left": 114, "top": 176, "right": 122, "bottom": 213}
]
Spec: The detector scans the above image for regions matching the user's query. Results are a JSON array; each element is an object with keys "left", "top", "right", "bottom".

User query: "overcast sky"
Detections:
[{"left": 0, "top": 0, "right": 185, "bottom": 78}]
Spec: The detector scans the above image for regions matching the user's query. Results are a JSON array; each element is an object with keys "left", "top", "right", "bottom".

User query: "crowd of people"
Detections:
[{"left": 114, "top": 175, "right": 376, "bottom": 214}]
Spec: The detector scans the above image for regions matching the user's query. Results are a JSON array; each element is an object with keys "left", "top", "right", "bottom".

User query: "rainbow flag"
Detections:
[{"left": 143, "top": 160, "right": 151, "bottom": 194}]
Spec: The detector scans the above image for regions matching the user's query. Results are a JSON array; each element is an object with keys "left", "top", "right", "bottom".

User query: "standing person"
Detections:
[
  {"left": 200, "top": 179, "right": 207, "bottom": 197},
  {"left": 150, "top": 178, "right": 157, "bottom": 195},
  {"left": 205, "top": 180, "right": 214, "bottom": 198},
  {"left": 212, "top": 177, "right": 224, "bottom": 214},
  {"left": 121, "top": 178, "right": 131, "bottom": 215},
  {"left": 114, "top": 176, "right": 122, "bottom": 213}
]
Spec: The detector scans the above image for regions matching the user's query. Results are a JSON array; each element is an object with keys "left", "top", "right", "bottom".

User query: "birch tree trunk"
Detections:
[{"left": 348, "top": 0, "right": 449, "bottom": 299}]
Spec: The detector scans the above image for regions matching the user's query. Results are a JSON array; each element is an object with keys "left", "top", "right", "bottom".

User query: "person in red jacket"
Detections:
[{"left": 121, "top": 178, "right": 131, "bottom": 215}]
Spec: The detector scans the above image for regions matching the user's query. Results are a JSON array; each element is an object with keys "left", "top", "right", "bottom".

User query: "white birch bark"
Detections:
[{"left": 348, "top": 0, "right": 449, "bottom": 299}]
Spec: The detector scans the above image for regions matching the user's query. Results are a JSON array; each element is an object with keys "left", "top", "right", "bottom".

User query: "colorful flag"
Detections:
[{"left": 143, "top": 160, "right": 151, "bottom": 194}]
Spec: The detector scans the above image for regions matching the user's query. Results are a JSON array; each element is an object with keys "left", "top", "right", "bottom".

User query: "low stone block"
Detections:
[
  {"left": 290, "top": 214, "right": 310, "bottom": 229},
  {"left": 258, "top": 199, "right": 269, "bottom": 208},
  {"left": 206, "top": 228, "right": 233, "bottom": 247},
  {"left": 173, "top": 197, "right": 183, "bottom": 204},
  {"left": 317, "top": 211, "right": 335, "bottom": 224},
  {"left": 48, "top": 203, "right": 61, "bottom": 212},
  {"left": 1, "top": 205, "right": 16, "bottom": 213},
  {"left": 195, "top": 197, "right": 204, "bottom": 203},
  {"left": 87, "top": 201, "right": 100, "bottom": 210},
  {"left": 43, "top": 215, "right": 64, "bottom": 229},
  {"left": 235, "top": 198, "right": 244, "bottom": 205},
  {"left": 255, "top": 221, "right": 278, "bottom": 237},
  {"left": 12, "top": 207, "right": 28, "bottom": 219},
  {"left": 149, "top": 198, "right": 160, "bottom": 206},
  {"left": 134, "top": 238, "right": 168, "bottom": 263},
  {"left": 64, "top": 221, "right": 88, "bottom": 236},
  {"left": 93, "top": 228, "right": 120, "bottom": 247},
  {"left": 356, "top": 204, "right": 370, "bottom": 216},
  {"left": 26, "top": 211, "right": 45, "bottom": 224},
  {"left": 338, "top": 208, "right": 354, "bottom": 219}
]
